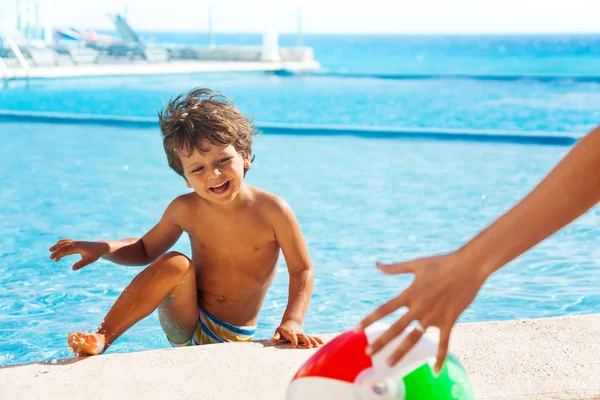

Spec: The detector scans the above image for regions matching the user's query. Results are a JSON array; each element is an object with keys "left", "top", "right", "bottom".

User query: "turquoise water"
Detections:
[
  {"left": 1, "top": 73, "right": 599, "bottom": 134},
  {"left": 1, "top": 34, "right": 600, "bottom": 366},
  {"left": 133, "top": 32, "right": 600, "bottom": 75},
  {"left": 1, "top": 121, "right": 599, "bottom": 366}
]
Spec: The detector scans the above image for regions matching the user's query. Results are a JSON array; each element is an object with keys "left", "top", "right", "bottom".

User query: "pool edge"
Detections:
[{"left": 1, "top": 313, "right": 598, "bottom": 399}]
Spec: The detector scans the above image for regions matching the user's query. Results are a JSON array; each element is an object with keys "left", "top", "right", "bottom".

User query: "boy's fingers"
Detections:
[
  {"left": 55, "top": 248, "right": 80, "bottom": 262},
  {"left": 50, "top": 244, "right": 68, "bottom": 258},
  {"left": 50, "top": 246, "right": 70, "bottom": 259},
  {"left": 50, "top": 240, "right": 72, "bottom": 251},
  {"left": 290, "top": 333, "right": 298, "bottom": 348},
  {"left": 299, "top": 333, "right": 311, "bottom": 348},
  {"left": 314, "top": 336, "right": 324, "bottom": 344},
  {"left": 271, "top": 331, "right": 281, "bottom": 343},
  {"left": 376, "top": 260, "right": 417, "bottom": 275},
  {"left": 308, "top": 336, "right": 320, "bottom": 347},
  {"left": 72, "top": 258, "right": 90, "bottom": 271},
  {"left": 356, "top": 290, "right": 410, "bottom": 331}
]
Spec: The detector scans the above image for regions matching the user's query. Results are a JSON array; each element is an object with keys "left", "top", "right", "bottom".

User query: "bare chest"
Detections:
[{"left": 182, "top": 213, "right": 279, "bottom": 268}]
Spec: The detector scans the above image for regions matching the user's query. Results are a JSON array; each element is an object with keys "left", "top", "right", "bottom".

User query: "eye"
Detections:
[
  {"left": 192, "top": 166, "right": 204, "bottom": 173},
  {"left": 218, "top": 157, "right": 232, "bottom": 163}
]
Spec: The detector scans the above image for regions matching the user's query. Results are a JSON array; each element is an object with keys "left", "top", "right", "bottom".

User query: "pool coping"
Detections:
[
  {"left": 1, "top": 60, "right": 320, "bottom": 81},
  {"left": 1, "top": 314, "right": 598, "bottom": 399},
  {"left": 0, "top": 109, "right": 581, "bottom": 146}
]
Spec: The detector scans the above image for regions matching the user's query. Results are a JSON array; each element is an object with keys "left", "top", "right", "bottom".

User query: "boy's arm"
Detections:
[
  {"left": 269, "top": 198, "right": 323, "bottom": 348},
  {"left": 102, "top": 198, "right": 184, "bottom": 265},
  {"left": 50, "top": 198, "right": 184, "bottom": 269}
]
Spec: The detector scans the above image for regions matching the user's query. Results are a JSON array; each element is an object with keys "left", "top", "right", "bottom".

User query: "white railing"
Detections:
[
  {"left": 0, "top": 55, "right": 8, "bottom": 88},
  {"left": 4, "top": 36, "right": 31, "bottom": 87}
]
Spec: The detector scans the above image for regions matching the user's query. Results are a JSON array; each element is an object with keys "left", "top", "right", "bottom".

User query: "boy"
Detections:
[{"left": 49, "top": 88, "right": 323, "bottom": 355}]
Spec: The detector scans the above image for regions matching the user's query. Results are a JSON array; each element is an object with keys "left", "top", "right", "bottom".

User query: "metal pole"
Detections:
[
  {"left": 35, "top": 0, "right": 40, "bottom": 40},
  {"left": 208, "top": 6, "right": 215, "bottom": 47},
  {"left": 16, "top": 0, "right": 21, "bottom": 33},
  {"left": 24, "top": 0, "right": 29, "bottom": 40}
]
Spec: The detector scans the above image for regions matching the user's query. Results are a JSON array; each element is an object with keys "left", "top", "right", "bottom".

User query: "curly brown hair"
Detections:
[{"left": 158, "top": 88, "right": 257, "bottom": 177}]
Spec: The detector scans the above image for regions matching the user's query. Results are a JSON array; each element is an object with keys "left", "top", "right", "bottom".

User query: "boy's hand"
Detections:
[
  {"left": 271, "top": 320, "right": 324, "bottom": 348},
  {"left": 49, "top": 239, "right": 109, "bottom": 271}
]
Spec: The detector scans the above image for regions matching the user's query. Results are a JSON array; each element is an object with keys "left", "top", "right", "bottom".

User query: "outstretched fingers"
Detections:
[
  {"left": 376, "top": 259, "right": 418, "bottom": 275},
  {"left": 357, "top": 290, "right": 410, "bottom": 331},
  {"left": 387, "top": 326, "right": 425, "bottom": 366},
  {"left": 435, "top": 328, "right": 451, "bottom": 374},
  {"left": 49, "top": 239, "right": 73, "bottom": 252},
  {"left": 50, "top": 243, "right": 77, "bottom": 262},
  {"left": 366, "top": 310, "right": 415, "bottom": 356},
  {"left": 72, "top": 257, "right": 92, "bottom": 271}
]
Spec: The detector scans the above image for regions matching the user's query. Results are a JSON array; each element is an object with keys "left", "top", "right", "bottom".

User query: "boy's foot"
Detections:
[{"left": 68, "top": 332, "right": 106, "bottom": 356}]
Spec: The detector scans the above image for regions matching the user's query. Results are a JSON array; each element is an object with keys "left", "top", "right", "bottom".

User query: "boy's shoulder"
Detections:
[
  {"left": 249, "top": 186, "right": 291, "bottom": 212},
  {"left": 171, "top": 192, "right": 198, "bottom": 208},
  {"left": 165, "top": 192, "right": 199, "bottom": 218},
  {"left": 248, "top": 186, "right": 295, "bottom": 226}
]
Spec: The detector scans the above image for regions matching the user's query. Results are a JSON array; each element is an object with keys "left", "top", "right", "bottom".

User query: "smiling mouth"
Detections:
[{"left": 209, "top": 180, "right": 231, "bottom": 195}]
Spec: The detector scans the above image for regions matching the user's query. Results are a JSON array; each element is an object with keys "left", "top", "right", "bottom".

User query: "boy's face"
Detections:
[{"left": 180, "top": 140, "right": 251, "bottom": 205}]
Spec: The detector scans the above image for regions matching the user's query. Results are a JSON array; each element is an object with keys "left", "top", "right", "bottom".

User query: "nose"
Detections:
[{"left": 209, "top": 167, "right": 222, "bottom": 178}]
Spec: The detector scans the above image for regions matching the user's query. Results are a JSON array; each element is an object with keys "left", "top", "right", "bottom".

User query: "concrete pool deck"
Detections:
[
  {"left": 1, "top": 60, "right": 320, "bottom": 81},
  {"left": 0, "top": 314, "right": 598, "bottom": 399}
]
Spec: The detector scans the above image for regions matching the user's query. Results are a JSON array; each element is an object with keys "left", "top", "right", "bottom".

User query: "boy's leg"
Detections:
[
  {"left": 68, "top": 251, "right": 199, "bottom": 355},
  {"left": 157, "top": 260, "right": 199, "bottom": 345}
]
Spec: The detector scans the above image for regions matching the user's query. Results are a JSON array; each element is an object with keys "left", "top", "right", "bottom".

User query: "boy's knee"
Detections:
[{"left": 156, "top": 251, "right": 193, "bottom": 277}]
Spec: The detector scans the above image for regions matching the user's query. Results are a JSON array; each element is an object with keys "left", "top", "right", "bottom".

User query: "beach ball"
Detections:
[{"left": 287, "top": 323, "right": 474, "bottom": 399}]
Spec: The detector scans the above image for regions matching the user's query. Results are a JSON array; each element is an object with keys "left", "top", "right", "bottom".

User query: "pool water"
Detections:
[
  {"left": 1, "top": 33, "right": 600, "bottom": 365},
  {"left": 1, "top": 73, "right": 599, "bottom": 134},
  {"left": 1, "top": 120, "right": 598, "bottom": 365}
]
